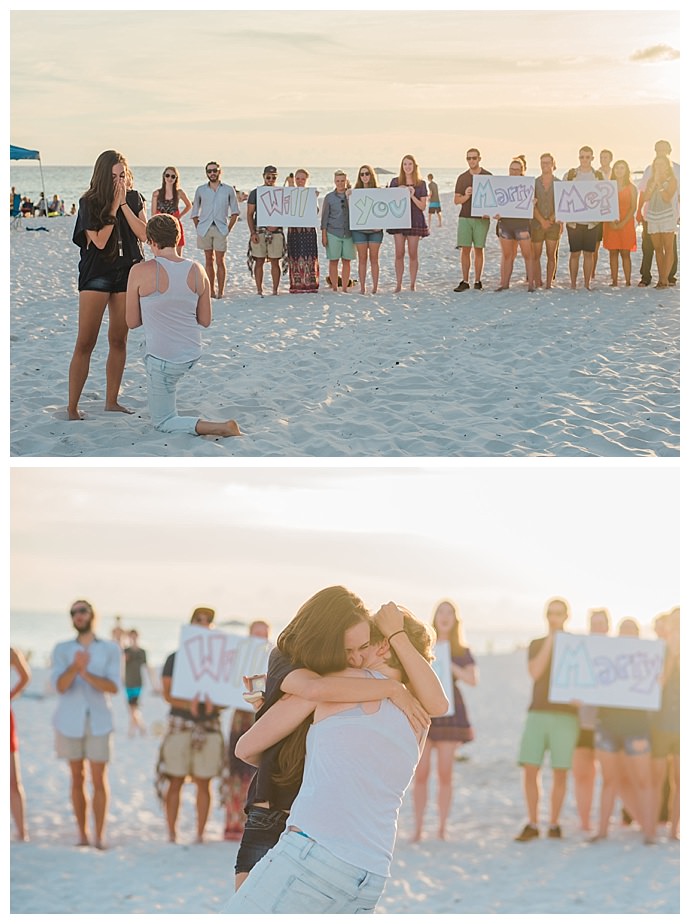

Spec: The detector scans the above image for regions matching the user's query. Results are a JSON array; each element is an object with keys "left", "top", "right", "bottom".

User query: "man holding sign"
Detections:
[
  {"left": 562, "top": 147, "right": 605, "bottom": 290},
  {"left": 158, "top": 606, "right": 225, "bottom": 844}
]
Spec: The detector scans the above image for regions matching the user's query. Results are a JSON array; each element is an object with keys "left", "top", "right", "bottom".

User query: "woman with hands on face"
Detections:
[{"left": 68, "top": 150, "right": 147, "bottom": 420}]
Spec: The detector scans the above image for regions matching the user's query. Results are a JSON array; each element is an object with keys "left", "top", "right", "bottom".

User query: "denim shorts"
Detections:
[
  {"left": 595, "top": 725, "right": 651, "bottom": 756},
  {"left": 226, "top": 830, "right": 385, "bottom": 914},
  {"left": 80, "top": 266, "right": 130, "bottom": 293},
  {"left": 235, "top": 805, "right": 288, "bottom": 874},
  {"left": 351, "top": 230, "right": 384, "bottom": 245}
]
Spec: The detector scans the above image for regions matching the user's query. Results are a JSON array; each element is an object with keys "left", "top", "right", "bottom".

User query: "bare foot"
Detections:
[
  {"left": 409, "top": 832, "right": 423, "bottom": 844},
  {"left": 67, "top": 408, "right": 85, "bottom": 420},
  {"left": 394, "top": 285, "right": 402, "bottom": 293},
  {"left": 105, "top": 402, "right": 134, "bottom": 414},
  {"left": 76, "top": 837, "right": 90, "bottom": 847},
  {"left": 588, "top": 834, "right": 607, "bottom": 843},
  {"left": 93, "top": 840, "right": 109, "bottom": 851},
  {"left": 196, "top": 419, "right": 242, "bottom": 438}
]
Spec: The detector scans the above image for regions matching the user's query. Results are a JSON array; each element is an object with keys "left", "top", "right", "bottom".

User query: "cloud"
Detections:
[{"left": 631, "top": 44, "right": 679, "bottom": 63}]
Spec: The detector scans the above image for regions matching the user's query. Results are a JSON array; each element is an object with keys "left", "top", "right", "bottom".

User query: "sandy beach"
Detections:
[
  {"left": 9, "top": 652, "right": 679, "bottom": 914},
  {"left": 10, "top": 196, "right": 679, "bottom": 457}
]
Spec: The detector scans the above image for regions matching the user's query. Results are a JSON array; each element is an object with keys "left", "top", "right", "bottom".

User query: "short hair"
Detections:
[
  {"left": 466, "top": 147, "right": 480, "bottom": 158},
  {"left": 540, "top": 152, "right": 556, "bottom": 168},
  {"left": 334, "top": 169, "right": 347, "bottom": 178},
  {"left": 579, "top": 145, "right": 594, "bottom": 155},
  {"left": 294, "top": 168, "right": 310, "bottom": 179},
  {"left": 600, "top": 149, "right": 613, "bottom": 159},
  {"left": 205, "top": 161, "right": 220, "bottom": 171},
  {"left": 427, "top": 173, "right": 434, "bottom": 180},
  {"left": 191, "top": 606, "right": 215, "bottom": 624},
  {"left": 146, "top": 213, "right": 181, "bottom": 248}
]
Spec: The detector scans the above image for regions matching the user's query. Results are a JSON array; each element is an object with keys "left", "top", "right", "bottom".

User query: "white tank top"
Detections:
[
  {"left": 285, "top": 671, "right": 421, "bottom": 877},
  {"left": 140, "top": 257, "right": 202, "bottom": 363}
]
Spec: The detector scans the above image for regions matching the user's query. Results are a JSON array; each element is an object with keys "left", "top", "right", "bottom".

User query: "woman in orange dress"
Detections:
[{"left": 602, "top": 160, "right": 637, "bottom": 287}]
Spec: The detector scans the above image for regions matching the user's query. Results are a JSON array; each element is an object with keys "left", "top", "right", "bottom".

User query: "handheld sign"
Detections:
[
  {"left": 255, "top": 185, "right": 318, "bottom": 228},
  {"left": 549, "top": 631, "right": 664, "bottom": 710},
  {"left": 555, "top": 180, "right": 619, "bottom": 222},
  {"left": 471, "top": 175, "right": 535, "bottom": 219},
  {"left": 349, "top": 187, "right": 412, "bottom": 230},
  {"left": 170, "top": 625, "right": 272, "bottom": 711},
  {"left": 431, "top": 640, "right": 456, "bottom": 717}
]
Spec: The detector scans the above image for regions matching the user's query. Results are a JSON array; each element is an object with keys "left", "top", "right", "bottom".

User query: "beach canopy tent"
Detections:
[{"left": 10, "top": 144, "right": 47, "bottom": 207}]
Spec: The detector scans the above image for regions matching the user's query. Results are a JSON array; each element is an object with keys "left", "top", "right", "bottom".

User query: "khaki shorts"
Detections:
[
  {"left": 159, "top": 728, "right": 224, "bottom": 780},
  {"left": 56, "top": 718, "right": 111, "bottom": 763},
  {"left": 251, "top": 230, "right": 285, "bottom": 259},
  {"left": 197, "top": 224, "right": 228, "bottom": 253}
]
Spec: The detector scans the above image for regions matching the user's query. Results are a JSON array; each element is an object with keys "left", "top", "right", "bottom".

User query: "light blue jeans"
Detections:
[
  {"left": 144, "top": 354, "right": 200, "bottom": 435},
  {"left": 223, "top": 830, "right": 386, "bottom": 914}
]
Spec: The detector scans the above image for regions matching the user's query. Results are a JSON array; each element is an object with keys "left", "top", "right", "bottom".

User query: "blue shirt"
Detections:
[
  {"left": 51, "top": 637, "right": 121, "bottom": 736},
  {"left": 191, "top": 182, "right": 240, "bottom": 236}
]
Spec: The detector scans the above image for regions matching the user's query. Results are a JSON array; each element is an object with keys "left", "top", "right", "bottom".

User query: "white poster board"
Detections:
[
  {"left": 471, "top": 175, "right": 535, "bottom": 218},
  {"left": 555, "top": 180, "right": 619, "bottom": 222},
  {"left": 549, "top": 631, "right": 664, "bottom": 710},
  {"left": 255, "top": 185, "right": 318, "bottom": 227},
  {"left": 431, "top": 640, "right": 456, "bottom": 717},
  {"left": 170, "top": 625, "right": 272, "bottom": 711},
  {"left": 349, "top": 187, "right": 412, "bottom": 230}
]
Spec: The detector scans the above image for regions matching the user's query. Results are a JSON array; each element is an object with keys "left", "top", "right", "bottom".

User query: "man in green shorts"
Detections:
[
  {"left": 515, "top": 597, "right": 579, "bottom": 842},
  {"left": 453, "top": 148, "right": 492, "bottom": 291}
]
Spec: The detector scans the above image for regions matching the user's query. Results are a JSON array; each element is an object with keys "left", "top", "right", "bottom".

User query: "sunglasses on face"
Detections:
[
  {"left": 164, "top": 173, "right": 177, "bottom": 179},
  {"left": 71, "top": 606, "right": 89, "bottom": 617},
  {"left": 360, "top": 171, "right": 371, "bottom": 176},
  {"left": 467, "top": 156, "right": 478, "bottom": 161},
  {"left": 206, "top": 168, "right": 220, "bottom": 174},
  {"left": 264, "top": 174, "right": 277, "bottom": 180}
]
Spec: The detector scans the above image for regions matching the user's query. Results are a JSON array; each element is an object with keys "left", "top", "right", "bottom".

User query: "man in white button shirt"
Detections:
[
  {"left": 51, "top": 600, "right": 121, "bottom": 849},
  {"left": 191, "top": 161, "right": 240, "bottom": 299}
]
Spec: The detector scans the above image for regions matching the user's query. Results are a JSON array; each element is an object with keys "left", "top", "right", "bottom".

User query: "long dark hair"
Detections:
[
  {"left": 277, "top": 585, "right": 370, "bottom": 675},
  {"left": 272, "top": 586, "right": 371, "bottom": 787},
  {"left": 157, "top": 166, "right": 179, "bottom": 210}
]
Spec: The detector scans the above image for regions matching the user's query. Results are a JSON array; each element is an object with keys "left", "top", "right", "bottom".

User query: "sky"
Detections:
[
  {"left": 10, "top": 463, "right": 679, "bottom": 640},
  {"left": 9, "top": 4, "right": 680, "bottom": 170}
]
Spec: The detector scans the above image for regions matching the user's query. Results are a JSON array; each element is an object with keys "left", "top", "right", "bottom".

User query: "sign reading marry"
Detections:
[
  {"left": 349, "top": 187, "right": 411, "bottom": 230},
  {"left": 430, "top": 640, "right": 456, "bottom": 717},
  {"left": 471, "top": 176, "right": 535, "bottom": 218},
  {"left": 170, "top": 625, "right": 272, "bottom": 711},
  {"left": 555, "top": 180, "right": 619, "bottom": 222},
  {"left": 255, "top": 185, "right": 318, "bottom": 228},
  {"left": 548, "top": 631, "right": 665, "bottom": 710}
]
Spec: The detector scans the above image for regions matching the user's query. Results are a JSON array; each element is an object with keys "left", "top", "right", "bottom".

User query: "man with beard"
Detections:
[{"left": 51, "top": 600, "right": 121, "bottom": 848}]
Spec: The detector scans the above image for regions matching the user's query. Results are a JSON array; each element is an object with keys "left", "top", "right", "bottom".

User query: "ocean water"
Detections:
[
  {"left": 10, "top": 607, "right": 528, "bottom": 670},
  {"left": 9, "top": 163, "right": 516, "bottom": 210}
]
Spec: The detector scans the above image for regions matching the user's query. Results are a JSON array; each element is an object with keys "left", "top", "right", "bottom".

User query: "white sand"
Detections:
[
  {"left": 9, "top": 653, "right": 680, "bottom": 914},
  {"left": 10, "top": 198, "right": 679, "bottom": 457}
]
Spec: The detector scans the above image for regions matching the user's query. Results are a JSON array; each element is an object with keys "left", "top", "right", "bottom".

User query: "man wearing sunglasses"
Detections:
[
  {"left": 246, "top": 165, "right": 286, "bottom": 296},
  {"left": 191, "top": 162, "right": 240, "bottom": 299},
  {"left": 454, "top": 148, "right": 492, "bottom": 292},
  {"left": 50, "top": 600, "right": 121, "bottom": 849}
]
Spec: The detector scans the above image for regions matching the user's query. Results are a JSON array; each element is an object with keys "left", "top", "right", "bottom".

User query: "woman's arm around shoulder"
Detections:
[{"left": 235, "top": 694, "right": 317, "bottom": 766}]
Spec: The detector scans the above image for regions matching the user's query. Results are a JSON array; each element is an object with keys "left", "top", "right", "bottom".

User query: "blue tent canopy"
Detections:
[{"left": 10, "top": 144, "right": 41, "bottom": 160}]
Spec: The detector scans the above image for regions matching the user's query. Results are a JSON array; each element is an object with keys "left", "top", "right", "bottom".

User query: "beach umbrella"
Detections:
[{"left": 10, "top": 144, "right": 47, "bottom": 204}]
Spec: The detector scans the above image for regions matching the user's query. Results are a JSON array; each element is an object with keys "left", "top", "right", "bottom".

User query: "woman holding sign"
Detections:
[
  {"left": 387, "top": 155, "right": 428, "bottom": 293},
  {"left": 411, "top": 600, "right": 478, "bottom": 842},
  {"left": 495, "top": 159, "right": 537, "bottom": 292},
  {"left": 353, "top": 165, "right": 383, "bottom": 294}
]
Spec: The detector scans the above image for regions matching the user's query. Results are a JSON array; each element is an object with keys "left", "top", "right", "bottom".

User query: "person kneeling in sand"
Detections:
[{"left": 125, "top": 214, "right": 240, "bottom": 438}]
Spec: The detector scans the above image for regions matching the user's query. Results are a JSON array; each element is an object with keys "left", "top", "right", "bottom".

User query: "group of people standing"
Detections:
[
  {"left": 454, "top": 141, "right": 679, "bottom": 293},
  {"left": 64, "top": 142, "right": 678, "bottom": 436},
  {"left": 514, "top": 599, "right": 680, "bottom": 848}
]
